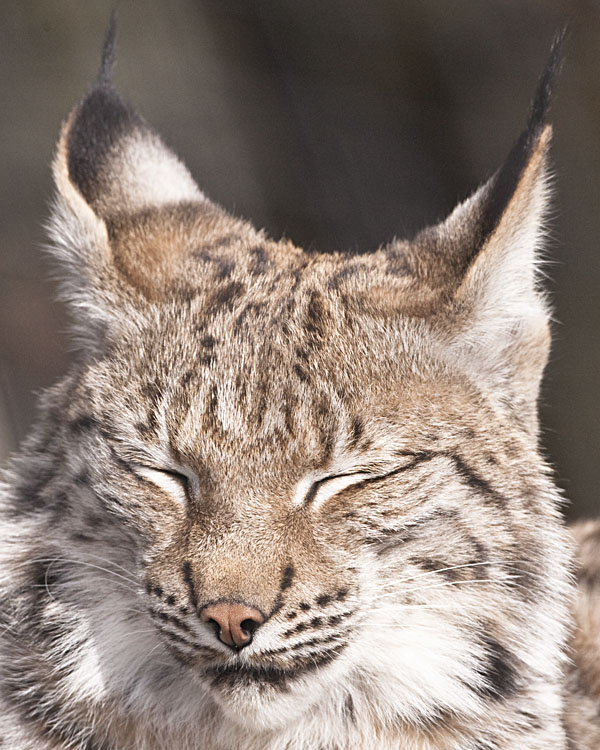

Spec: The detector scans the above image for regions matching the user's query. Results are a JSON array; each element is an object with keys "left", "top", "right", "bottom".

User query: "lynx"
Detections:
[{"left": 1, "top": 22, "right": 599, "bottom": 750}]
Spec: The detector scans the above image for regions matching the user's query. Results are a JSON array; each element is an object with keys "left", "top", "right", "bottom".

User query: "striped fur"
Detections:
[{"left": 1, "top": 26, "right": 596, "bottom": 750}]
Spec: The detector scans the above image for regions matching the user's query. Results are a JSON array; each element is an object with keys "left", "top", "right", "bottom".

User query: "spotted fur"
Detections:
[{"left": 0, "top": 25, "right": 595, "bottom": 750}]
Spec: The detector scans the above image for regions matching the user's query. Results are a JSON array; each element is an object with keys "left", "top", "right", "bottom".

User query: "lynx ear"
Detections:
[
  {"left": 58, "top": 18, "right": 203, "bottom": 220},
  {"left": 404, "top": 32, "right": 565, "bottom": 433},
  {"left": 48, "top": 19, "right": 247, "bottom": 346},
  {"left": 444, "top": 124, "right": 552, "bottom": 431}
]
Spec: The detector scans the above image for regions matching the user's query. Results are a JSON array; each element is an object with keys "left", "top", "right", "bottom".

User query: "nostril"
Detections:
[
  {"left": 205, "top": 617, "right": 222, "bottom": 640},
  {"left": 199, "top": 602, "right": 266, "bottom": 649},
  {"left": 240, "top": 617, "right": 260, "bottom": 640}
]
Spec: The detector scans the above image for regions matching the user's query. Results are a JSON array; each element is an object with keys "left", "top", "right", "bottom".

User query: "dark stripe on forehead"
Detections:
[
  {"left": 249, "top": 245, "right": 271, "bottom": 276},
  {"left": 282, "top": 388, "right": 298, "bottom": 437},
  {"left": 347, "top": 417, "right": 365, "bottom": 450},
  {"left": 305, "top": 290, "right": 326, "bottom": 341},
  {"left": 234, "top": 301, "right": 266, "bottom": 334},
  {"left": 326, "top": 263, "right": 360, "bottom": 290},
  {"left": 206, "top": 280, "right": 245, "bottom": 313}
]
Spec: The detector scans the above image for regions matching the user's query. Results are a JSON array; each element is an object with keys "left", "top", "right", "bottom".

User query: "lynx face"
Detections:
[
  {"left": 0, "top": 25, "right": 574, "bottom": 750},
  {"left": 64, "top": 265, "right": 543, "bottom": 732}
]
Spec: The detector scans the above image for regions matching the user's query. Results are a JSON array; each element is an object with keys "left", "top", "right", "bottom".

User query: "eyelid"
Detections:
[
  {"left": 304, "top": 471, "right": 369, "bottom": 505},
  {"left": 301, "top": 452, "right": 432, "bottom": 510},
  {"left": 301, "top": 471, "right": 374, "bottom": 510},
  {"left": 135, "top": 466, "right": 190, "bottom": 504}
]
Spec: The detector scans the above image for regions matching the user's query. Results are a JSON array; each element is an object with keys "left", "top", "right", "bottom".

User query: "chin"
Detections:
[{"left": 207, "top": 670, "right": 329, "bottom": 733}]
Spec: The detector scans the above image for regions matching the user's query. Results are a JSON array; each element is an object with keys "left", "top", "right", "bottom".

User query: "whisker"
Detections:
[
  {"left": 369, "top": 606, "right": 470, "bottom": 622},
  {"left": 391, "top": 561, "right": 491, "bottom": 585},
  {"left": 31, "top": 576, "right": 140, "bottom": 597},
  {"left": 116, "top": 628, "right": 159, "bottom": 640},
  {"left": 375, "top": 563, "right": 541, "bottom": 603},
  {"left": 44, "top": 558, "right": 57, "bottom": 601},
  {"left": 72, "top": 551, "right": 138, "bottom": 581},
  {"left": 0, "top": 620, "right": 18, "bottom": 637},
  {"left": 121, "top": 607, "right": 150, "bottom": 617},
  {"left": 27, "top": 557, "right": 141, "bottom": 589},
  {"left": 134, "top": 642, "right": 166, "bottom": 673},
  {"left": 64, "top": 576, "right": 140, "bottom": 596},
  {"left": 404, "top": 577, "right": 512, "bottom": 593},
  {"left": 372, "top": 578, "right": 516, "bottom": 603},
  {"left": 385, "top": 560, "right": 544, "bottom": 589},
  {"left": 6, "top": 556, "right": 139, "bottom": 587},
  {"left": 29, "top": 557, "right": 138, "bottom": 585}
]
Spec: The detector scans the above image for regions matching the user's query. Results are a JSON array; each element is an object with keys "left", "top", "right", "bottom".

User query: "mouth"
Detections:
[
  {"left": 207, "top": 663, "right": 294, "bottom": 689},
  {"left": 205, "top": 643, "right": 346, "bottom": 690}
]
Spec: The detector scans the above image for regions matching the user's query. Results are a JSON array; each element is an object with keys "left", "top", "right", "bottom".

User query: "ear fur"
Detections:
[
  {"left": 431, "top": 32, "right": 565, "bottom": 433},
  {"left": 444, "top": 125, "right": 553, "bottom": 434},
  {"left": 383, "top": 32, "right": 565, "bottom": 433},
  {"left": 61, "top": 15, "right": 204, "bottom": 219},
  {"left": 47, "top": 18, "right": 251, "bottom": 348},
  {"left": 63, "top": 84, "right": 204, "bottom": 220}
]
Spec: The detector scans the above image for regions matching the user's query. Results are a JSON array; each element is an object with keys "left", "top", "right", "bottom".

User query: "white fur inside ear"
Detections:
[
  {"left": 440, "top": 145, "right": 552, "bottom": 433},
  {"left": 460, "top": 162, "right": 550, "bottom": 329},
  {"left": 135, "top": 467, "right": 189, "bottom": 506},
  {"left": 105, "top": 132, "right": 205, "bottom": 213}
]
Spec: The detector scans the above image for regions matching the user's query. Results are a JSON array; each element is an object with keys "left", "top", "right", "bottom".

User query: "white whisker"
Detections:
[
  {"left": 391, "top": 561, "right": 492, "bottom": 585},
  {"left": 28, "top": 557, "right": 140, "bottom": 589},
  {"left": 73, "top": 551, "right": 138, "bottom": 581},
  {"left": 373, "top": 577, "right": 512, "bottom": 603}
]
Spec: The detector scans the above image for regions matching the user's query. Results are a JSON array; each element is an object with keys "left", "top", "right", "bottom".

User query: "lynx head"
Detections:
[{"left": 33, "top": 22, "right": 569, "bottom": 743}]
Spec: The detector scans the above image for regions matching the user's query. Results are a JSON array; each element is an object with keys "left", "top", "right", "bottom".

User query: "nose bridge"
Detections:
[{"left": 190, "top": 519, "right": 288, "bottom": 610}]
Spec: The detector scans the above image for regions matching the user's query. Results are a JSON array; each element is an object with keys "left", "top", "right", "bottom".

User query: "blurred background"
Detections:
[{"left": 1, "top": 0, "right": 598, "bottom": 517}]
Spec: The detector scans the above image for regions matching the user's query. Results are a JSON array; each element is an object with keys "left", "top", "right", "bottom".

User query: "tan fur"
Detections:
[{"left": 0, "top": 34, "right": 596, "bottom": 750}]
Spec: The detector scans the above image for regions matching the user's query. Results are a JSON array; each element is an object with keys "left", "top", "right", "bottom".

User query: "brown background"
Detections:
[{"left": 1, "top": 1, "right": 598, "bottom": 517}]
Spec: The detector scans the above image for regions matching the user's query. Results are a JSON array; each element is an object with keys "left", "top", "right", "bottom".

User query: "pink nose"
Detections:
[{"left": 199, "top": 602, "right": 265, "bottom": 649}]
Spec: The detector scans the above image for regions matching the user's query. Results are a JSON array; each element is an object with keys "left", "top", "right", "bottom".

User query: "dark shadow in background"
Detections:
[{"left": 1, "top": 0, "right": 598, "bottom": 517}]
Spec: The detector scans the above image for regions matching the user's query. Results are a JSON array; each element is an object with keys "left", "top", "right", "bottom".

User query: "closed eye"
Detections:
[
  {"left": 298, "top": 452, "right": 434, "bottom": 511},
  {"left": 135, "top": 466, "right": 190, "bottom": 505},
  {"left": 302, "top": 472, "right": 372, "bottom": 509}
]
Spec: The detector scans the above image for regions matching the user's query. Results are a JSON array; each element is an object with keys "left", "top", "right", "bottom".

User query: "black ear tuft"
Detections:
[
  {"left": 66, "top": 13, "right": 146, "bottom": 211},
  {"left": 97, "top": 10, "right": 118, "bottom": 88},
  {"left": 60, "top": 20, "right": 204, "bottom": 221},
  {"left": 469, "top": 28, "right": 566, "bottom": 253},
  {"left": 528, "top": 26, "right": 568, "bottom": 138},
  {"left": 401, "top": 31, "right": 565, "bottom": 308}
]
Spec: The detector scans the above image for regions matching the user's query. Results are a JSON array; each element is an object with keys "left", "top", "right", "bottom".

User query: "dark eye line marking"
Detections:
[
  {"left": 303, "top": 451, "right": 433, "bottom": 507},
  {"left": 344, "top": 451, "right": 434, "bottom": 493},
  {"left": 303, "top": 471, "right": 368, "bottom": 506},
  {"left": 105, "top": 440, "right": 192, "bottom": 494}
]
